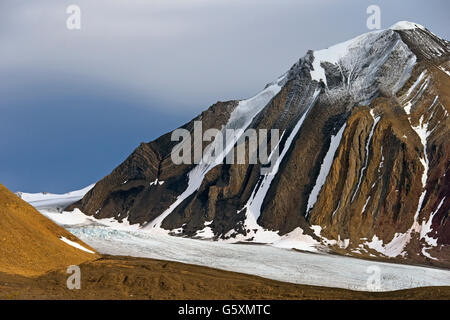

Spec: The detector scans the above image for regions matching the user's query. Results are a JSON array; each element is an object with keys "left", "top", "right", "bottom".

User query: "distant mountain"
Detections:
[
  {"left": 0, "top": 183, "right": 98, "bottom": 276},
  {"left": 67, "top": 22, "right": 450, "bottom": 268},
  {"left": 16, "top": 184, "right": 94, "bottom": 212}
]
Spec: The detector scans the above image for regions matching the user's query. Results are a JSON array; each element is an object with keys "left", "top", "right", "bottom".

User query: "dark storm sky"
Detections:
[{"left": 1, "top": 0, "right": 449, "bottom": 193}]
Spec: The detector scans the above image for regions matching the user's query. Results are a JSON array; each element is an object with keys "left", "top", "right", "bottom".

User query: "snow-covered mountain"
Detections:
[{"left": 64, "top": 22, "right": 449, "bottom": 267}]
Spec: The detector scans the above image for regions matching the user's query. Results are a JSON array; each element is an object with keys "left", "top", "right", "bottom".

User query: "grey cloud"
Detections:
[
  {"left": 1, "top": 0, "right": 447, "bottom": 112},
  {"left": 0, "top": 0, "right": 448, "bottom": 192}
]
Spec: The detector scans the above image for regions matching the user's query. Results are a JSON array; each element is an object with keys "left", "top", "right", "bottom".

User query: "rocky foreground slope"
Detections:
[
  {"left": 68, "top": 22, "right": 450, "bottom": 268},
  {"left": 0, "top": 183, "right": 98, "bottom": 276}
]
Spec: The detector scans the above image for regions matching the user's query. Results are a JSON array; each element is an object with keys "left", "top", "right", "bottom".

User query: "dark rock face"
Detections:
[
  {"left": 69, "top": 25, "right": 450, "bottom": 267},
  {"left": 67, "top": 101, "right": 237, "bottom": 225}
]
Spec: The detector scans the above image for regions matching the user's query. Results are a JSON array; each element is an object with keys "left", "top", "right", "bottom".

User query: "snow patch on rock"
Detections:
[{"left": 60, "top": 236, "right": 95, "bottom": 254}]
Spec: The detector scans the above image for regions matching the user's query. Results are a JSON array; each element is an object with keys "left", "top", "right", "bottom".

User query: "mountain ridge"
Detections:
[{"left": 66, "top": 22, "right": 450, "bottom": 267}]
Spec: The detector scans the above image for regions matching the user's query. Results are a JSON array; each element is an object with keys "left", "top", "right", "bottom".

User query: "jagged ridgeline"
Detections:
[{"left": 67, "top": 22, "right": 450, "bottom": 267}]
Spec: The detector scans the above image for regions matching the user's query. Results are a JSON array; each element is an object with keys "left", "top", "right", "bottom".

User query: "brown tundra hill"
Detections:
[{"left": 0, "top": 183, "right": 98, "bottom": 276}]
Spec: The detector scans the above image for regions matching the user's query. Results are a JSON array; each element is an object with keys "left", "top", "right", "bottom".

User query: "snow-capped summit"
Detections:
[{"left": 390, "top": 20, "right": 426, "bottom": 31}]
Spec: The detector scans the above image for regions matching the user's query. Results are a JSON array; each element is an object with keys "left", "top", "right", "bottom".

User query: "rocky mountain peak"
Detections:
[
  {"left": 67, "top": 22, "right": 450, "bottom": 268},
  {"left": 390, "top": 21, "right": 426, "bottom": 31}
]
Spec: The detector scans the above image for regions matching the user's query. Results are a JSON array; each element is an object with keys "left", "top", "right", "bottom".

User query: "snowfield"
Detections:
[
  {"left": 31, "top": 196, "right": 450, "bottom": 292},
  {"left": 65, "top": 225, "right": 450, "bottom": 292},
  {"left": 16, "top": 188, "right": 450, "bottom": 292}
]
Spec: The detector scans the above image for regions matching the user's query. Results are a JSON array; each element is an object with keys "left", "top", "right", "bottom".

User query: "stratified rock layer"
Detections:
[{"left": 69, "top": 24, "right": 450, "bottom": 268}]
